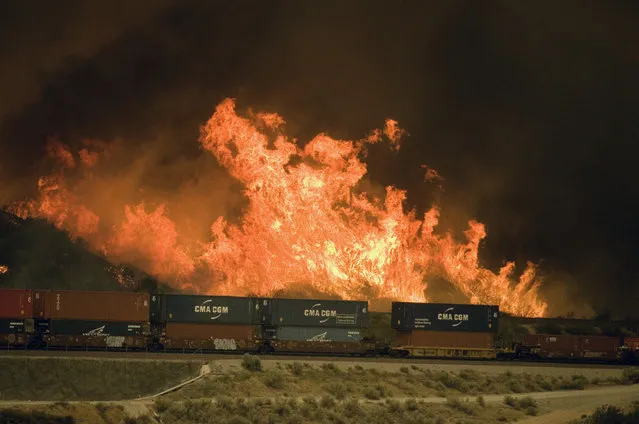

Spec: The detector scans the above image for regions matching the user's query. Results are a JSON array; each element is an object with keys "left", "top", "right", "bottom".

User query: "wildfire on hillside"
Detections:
[{"left": 8, "top": 98, "right": 548, "bottom": 317}]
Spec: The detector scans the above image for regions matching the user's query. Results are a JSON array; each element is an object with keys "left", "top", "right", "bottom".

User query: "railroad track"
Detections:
[{"left": 0, "top": 348, "right": 632, "bottom": 369}]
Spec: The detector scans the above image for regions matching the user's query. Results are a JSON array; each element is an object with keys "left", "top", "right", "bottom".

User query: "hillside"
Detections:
[{"left": 0, "top": 209, "right": 172, "bottom": 293}]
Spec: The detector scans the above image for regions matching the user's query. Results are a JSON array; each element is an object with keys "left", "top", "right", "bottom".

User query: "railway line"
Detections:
[{"left": 0, "top": 348, "right": 633, "bottom": 370}]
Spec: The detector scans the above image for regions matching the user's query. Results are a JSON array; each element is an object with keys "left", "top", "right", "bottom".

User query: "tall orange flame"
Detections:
[{"left": 8, "top": 98, "right": 547, "bottom": 317}]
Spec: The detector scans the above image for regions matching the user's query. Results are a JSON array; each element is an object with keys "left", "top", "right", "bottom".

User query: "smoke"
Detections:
[{"left": 1, "top": 1, "right": 638, "bottom": 316}]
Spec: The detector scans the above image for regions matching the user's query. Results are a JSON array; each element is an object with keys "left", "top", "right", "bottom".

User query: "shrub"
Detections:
[
  {"left": 320, "top": 395, "right": 335, "bottom": 408},
  {"left": 400, "top": 366, "right": 410, "bottom": 374},
  {"left": 623, "top": 368, "right": 639, "bottom": 384},
  {"left": 289, "top": 362, "right": 304, "bottom": 376},
  {"left": 364, "top": 388, "right": 381, "bottom": 400},
  {"left": 446, "top": 398, "right": 477, "bottom": 416},
  {"left": 406, "top": 399, "right": 419, "bottom": 411},
  {"left": 476, "top": 396, "right": 486, "bottom": 407},
  {"left": 323, "top": 383, "right": 348, "bottom": 400},
  {"left": 504, "top": 395, "right": 517, "bottom": 407},
  {"left": 343, "top": 399, "right": 361, "bottom": 417},
  {"left": 263, "top": 372, "right": 286, "bottom": 389},
  {"left": 241, "top": 354, "right": 262, "bottom": 372}
]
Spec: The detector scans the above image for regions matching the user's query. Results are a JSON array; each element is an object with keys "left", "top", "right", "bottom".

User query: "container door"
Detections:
[
  {"left": 149, "top": 294, "right": 163, "bottom": 323},
  {"left": 32, "top": 290, "right": 47, "bottom": 319},
  {"left": 259, "top": 298, "right": 273, "bottom": 326}
]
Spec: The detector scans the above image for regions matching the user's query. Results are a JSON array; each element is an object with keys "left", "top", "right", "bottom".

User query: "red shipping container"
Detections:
[
  {"left": 581, "top": 336, "right": 620, "bottom": 353},
  {"left": 44, "top": 290, "right": 150, "bottom": 322},
  {"left": 32, "top": 290, "right": 46, "bottom": 318},
  {"left": 0, "top": 289, "right": 34, "bottom": 318},
  {"left": 525, "top": 334, "right": 619, "bottom": 359},
  {"left": 396, "top": 330, "right": 494, "bottom": 349},
  {"left": 525, "top": 334, "right": 579, "bottom": 353}
]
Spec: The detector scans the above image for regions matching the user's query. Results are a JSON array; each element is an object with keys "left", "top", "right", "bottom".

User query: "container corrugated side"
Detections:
[
  {"left": 260, "top": 298, "right": 368, "bottom": 327},
  {"left": 581, "top": 336, "right": 621, "bottom": 354},
  {"left": 0, "top": 289, "right": 33, "bottom": 318},
  {"left": 164, "top": 323, "right": 257, "bottom": 350},
  {"left": 269, "top": 326, "right": 363, "bottom": 343},
  {"left": 391, "top": 302, "right": 499, "bottom": 332},
  {"left": 395, "top": 330, "right": 494, "bottom": 349},
  {"left": 44, "top": 290, "right": 150, "bottom": 322},
  {"left": 157, "top": 294, "right": 258, "bottom": 325},
  {"left": 48, "top": 320, "right": 146, "bottom": 337},
  {"left": 0, "top": 318, "right": 26, "bottom": 333}
]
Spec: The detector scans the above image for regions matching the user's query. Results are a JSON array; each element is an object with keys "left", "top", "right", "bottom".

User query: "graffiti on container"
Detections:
[
  {"left": 213, "top": 338, "right": 237, "bottom": 350},
  {"left": 83, "top": 326, "right": 107, "bottom": 336},
  {"left": 106, "top": 336, "right": 125, "bottom": 348},
  {"left": 307, "top": 332, "right": 329, "bottom": 342}
]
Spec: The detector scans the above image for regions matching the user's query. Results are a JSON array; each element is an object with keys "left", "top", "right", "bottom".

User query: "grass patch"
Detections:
[{"left": 0, "top": 357, "right": 202, "bottom": 401}]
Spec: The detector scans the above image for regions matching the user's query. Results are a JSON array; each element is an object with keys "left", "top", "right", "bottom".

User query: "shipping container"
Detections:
[
  {"left": 395, "top": 330, "right": 494, "bottom": 349},
  {"left": 0, "top": 288, "right": 33, "bottom": 318},
  {"left": 48, "top": 320, "right": 146, "bottom": 337},
  {"left": 624, "top": 337, "right": 639, "bottom": 351},
  {"left": 391, "top": 302, "right": 499, "bottom": 332},
  {"left": 44, "top": 290, "right": 150, "bottom": 322},
  {"left": 151, "top": 294, "right": 258, "bottom": 325},
  {"left": 32, "top": 290, "right": 46, "bottom": 318},
  {"left": 259, "top": 298, "right": 368, "bottom": 328},
  {"left": 524, "top": 334, "right": 620, "bottom": 360},
  {"left": 45, "top": 319, "right": 147, "bottom": 349},
  {"left": 0, "top": 318, "right": 26, "bottom": 333},
  {"left": 162, "top": 323, "right": 257, "bottom": 351},
  {"left": 266, "top": 326, "right": 363, "bottom": 343}
]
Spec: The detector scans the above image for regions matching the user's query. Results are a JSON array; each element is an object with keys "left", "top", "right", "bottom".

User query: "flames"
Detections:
[
  {"left": 0, "top": 265, "right": 7, "bottom": 275},
  {"left": 7, "top": 98, "right": 548, "bottom": 317}
]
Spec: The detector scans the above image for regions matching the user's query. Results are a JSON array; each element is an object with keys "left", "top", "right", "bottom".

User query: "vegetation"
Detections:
[
  {"left": 154, "top": 396, "right": 526, "bottom": 424},
  {"left": 164, "top": 362, "right": 626, "bottom": 402},
  {"left": 0, "top": 357, "right": 202, "bottom": 401},
  {"left": 569, "top": 402, "right": 639, "bottom": 424},
  {"left": 0, "top": 403, "right": 151, "bottom": 424},
  {"left": 503, "top": 395, "right": 539, "bottom": 416}
]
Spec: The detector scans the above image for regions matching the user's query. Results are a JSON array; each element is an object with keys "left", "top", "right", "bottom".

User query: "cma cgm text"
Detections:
[
  {"left": 194, "top": 305, "right": 229, "bottom": 314},
  {"left": 304, "top": 309, "right": 337, "bottom": 317},
  {"left": 437, "top": 313, "right": 470, "bottom": 321}
]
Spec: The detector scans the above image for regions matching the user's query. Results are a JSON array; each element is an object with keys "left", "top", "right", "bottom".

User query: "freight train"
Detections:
[{"left": 1, "top": 288, "right": 637, "bottom": 364}]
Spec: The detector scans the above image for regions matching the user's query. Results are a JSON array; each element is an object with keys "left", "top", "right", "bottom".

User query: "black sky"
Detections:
[{"left": 1, "top": 0, "right": 638, "bottom": 317}]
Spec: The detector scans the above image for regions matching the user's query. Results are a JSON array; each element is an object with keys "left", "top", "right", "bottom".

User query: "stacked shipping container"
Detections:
[
  {"left": 391, "top": 302, "right": 499, "bottom": 355},
  {"left": 41, "top": 290, "right": 150, "bottom": 349},
  {"left": 0, "top": 289, "right": 34, "bottom": 346},
  {"left": 259, "top": 298, "right": 369, "bottom": 352},
  {"left": 150, "top": 294, "right": 259, "bottom": 351}
]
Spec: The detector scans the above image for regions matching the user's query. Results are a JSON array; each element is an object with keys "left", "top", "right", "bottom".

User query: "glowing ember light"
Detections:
[
  {"left": 7, "top": 98, "right": 548, "bottom": 317},
  {"left": 0, "top": 265, "right": 7, "bottom": 275}
]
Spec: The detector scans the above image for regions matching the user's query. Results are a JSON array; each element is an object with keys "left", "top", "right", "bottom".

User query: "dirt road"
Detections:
[{"left": 516, "top": 384, "right": 639, "bottom": 424}]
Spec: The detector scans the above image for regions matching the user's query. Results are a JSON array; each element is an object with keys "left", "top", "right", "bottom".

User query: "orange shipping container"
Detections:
[
  {"left": 44, "top": 290, "right": 150, "bottom": 322},
  {"left": 396, "top": 330, "right": 494, "bottom": 349}
]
